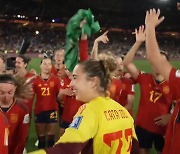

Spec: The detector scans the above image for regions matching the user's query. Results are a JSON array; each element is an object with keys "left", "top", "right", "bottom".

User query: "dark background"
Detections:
[{"left": 0, "top": 0, "right": 180, "bottom": 31}]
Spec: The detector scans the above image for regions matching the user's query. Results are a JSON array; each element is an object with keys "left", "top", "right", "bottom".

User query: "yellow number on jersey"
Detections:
[
  {"left": 149, "top": 90, "right": 162, "bottom": 103},
  {"left": 41, "top": 87, "right": 50, "bottom": 96},
  {"left": 103, "top": 128, "right": 133, "bottom": 153}
]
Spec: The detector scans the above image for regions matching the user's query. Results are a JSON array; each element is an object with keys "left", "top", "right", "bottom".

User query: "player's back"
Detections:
[{"left": 91, "top": 97, "right": 136, "bottom": 154}]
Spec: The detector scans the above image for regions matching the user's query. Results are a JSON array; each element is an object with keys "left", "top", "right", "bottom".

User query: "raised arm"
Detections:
[
  {"left": 91, "top": 31, "right": 109, "bottom": 59},
  {"left": 123, "top": 25, "right": 145, "bottom": 80},
  {"left": 145, "top": 9, "right": 172, "bottom": 81}
]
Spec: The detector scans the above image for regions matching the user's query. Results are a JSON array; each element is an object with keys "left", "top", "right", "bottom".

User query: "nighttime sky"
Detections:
[{"left": 1, "top": 0, "right": 180, "bottom": 30}]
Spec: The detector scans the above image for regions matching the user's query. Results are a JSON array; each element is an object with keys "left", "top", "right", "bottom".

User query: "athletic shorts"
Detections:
[
  {"left": 135, "top": 126, "right": 164, "bottom": 151},
  {"left": 35, "top": 110, "right": 58, "bottom": 123}
]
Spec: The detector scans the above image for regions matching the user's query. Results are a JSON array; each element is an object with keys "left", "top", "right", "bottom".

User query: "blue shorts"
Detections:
[
  {"left": 135, "top": 126, "right": 164, "bottom": 151},
  {"left": 35, "top": 110, "right": 58, "bottom": 123}
]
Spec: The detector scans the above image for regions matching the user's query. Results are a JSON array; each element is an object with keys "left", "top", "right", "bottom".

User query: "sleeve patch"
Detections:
[
  {"left": 175, "top": 70, "right": 180, "bottom": 78},
  {"left": 23, "top": 114, "right": 30, "bottom": 124},
  {"left": 69, "top": 116, "right": 83, "bottom": 129}
]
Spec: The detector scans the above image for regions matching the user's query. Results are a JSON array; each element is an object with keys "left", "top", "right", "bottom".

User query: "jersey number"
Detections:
[
  {"left": 41, "top": 87, "right": 50, "bottom": 96},
  {"left": 50, "top": 111, "right": 58, "bottom": 121},
  {"left": 103, "top": 128, "right": 132, "bottom": 154},
  {"left": 149, "top": 90, "right": 162, "bottom": 103}
]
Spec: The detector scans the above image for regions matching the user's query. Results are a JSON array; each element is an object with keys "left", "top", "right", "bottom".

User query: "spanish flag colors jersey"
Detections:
[
  {"left": 0, "top": 112, "right": 9, "bottom": 154},
  {"left": 41, "top": 97, "right": 137, "bottom": 154}
]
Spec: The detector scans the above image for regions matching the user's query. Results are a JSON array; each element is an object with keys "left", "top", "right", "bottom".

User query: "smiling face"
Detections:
[
  {"left": 15, "top": 57, "right": 27, "bottom": 72},
  {"left": 40, "top": 58, "right": 52, "bottom": 74},
  {"left": 70, "top": 64, "right": 95, "bottom": 102},
  {"left": 0, "top": 83, "right": 16, "bottom": 105}
]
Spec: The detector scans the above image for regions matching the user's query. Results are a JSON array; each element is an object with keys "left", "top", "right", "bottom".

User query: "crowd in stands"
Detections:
[{"left": 0, "top": 22, "right": 179, "bottom": 58}]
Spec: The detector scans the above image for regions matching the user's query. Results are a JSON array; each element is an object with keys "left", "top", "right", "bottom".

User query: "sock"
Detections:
[
  {"left": 38, "top": 136, "right": 46, "bottom": 149},
  {"left": 47, "top": 135, "right": 55, "bottom": 147}
]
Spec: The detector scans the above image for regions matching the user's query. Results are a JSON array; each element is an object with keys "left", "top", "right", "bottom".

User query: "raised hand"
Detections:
[
  {"left": 95, "top": 31, "right": 109, "bottom": 44},
  {"left": 145, "top": 9, "right": 165, "bottom": 28},
  {"left": 177, "top": 2, "right": 180, "bottom": 11},
  {"left": 135, "top": 25, "right": 146, "bottom": 43}
]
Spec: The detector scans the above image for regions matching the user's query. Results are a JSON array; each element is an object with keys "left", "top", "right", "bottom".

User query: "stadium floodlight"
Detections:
[
  {"left": 35, "top": 31, "right": 39, "bottom": 35},
  {"left": 52, "top": 19, "right": 55, "bottom": 23}
]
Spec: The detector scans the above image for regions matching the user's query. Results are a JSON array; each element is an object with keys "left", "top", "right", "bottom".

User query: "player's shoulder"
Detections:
[{"left": 15, "top": 100, "right": 29, "bottom": 114}]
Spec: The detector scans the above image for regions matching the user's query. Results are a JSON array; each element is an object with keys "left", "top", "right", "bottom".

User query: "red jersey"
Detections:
[
  {"left": 51, "top": 65, "right": 65, "bottom": 77},
  {"left": 23, "top": 72, "right": 35, "bottom": 115},
  {"left": 109, "top": 78, "right": 123, "bottom": 102},
  {"left": 0, "top": 100, "right": 29, "bottom": 154},
  {"left": 61, "top": 76, "right": 83, "bottom": 123},
  {"left": 0, "top": 112, "right": 9, "bottom": 154},
  {"left": 163, "top": 68, "right": 180, "bottom": 154},
  {"left": 134, "top": 71, "right": 173, "bottom": 135},
  {"left": 33, "top": 75, "right": 61, "bottom": 114},
  {"left": 118, "top": 77, "right": 135, "bottom": 114}
]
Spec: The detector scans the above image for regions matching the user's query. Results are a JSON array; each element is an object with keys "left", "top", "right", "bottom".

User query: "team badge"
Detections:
[
  {"left": 69, "top": 116, "right": 83, "bottom": 129},
  {"left": 163, "top": 86, "right": 169, "bottom": 94},
  {"left": 175, "top": 70, "right": 180, "bottom": 78},
  {"left": 10, "top": 114, "right": 18, "bottom": 123},
  {"left": 122, "top": 84, "right": 126, "bottom": 90},
  {"left": 50, "top": 81, "right": 54, "bottom": 87}
]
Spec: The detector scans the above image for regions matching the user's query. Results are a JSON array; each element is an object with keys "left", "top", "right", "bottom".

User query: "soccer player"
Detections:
[
  {"left": 51, "top": 49, "right": 65, "bottom": 77},
  {"left": 0, "top": 112, "right": 9, "bottom": 154},
  {"left": 58, "top": 67, "right": 83, "bottom": 137},
  {"left": 15, "top": 54, "right": 35, "bottom": 115},
  {"left": 91, "top": 32, "right": 135, "bottom": 115},
  {"left": 145, "top": 8, "right": 180, "bottom": 154},
  {"left": 51, "top": 49, "right": 65, "bottom": 122},
  {"left": 123, "top": 25, "right": 173, "bottom": 154},
  {"left": 114, "top": 56, "right": 135, "bottom": 115},
  {"left": 30, "top": 55, "right": 139, "bottom": 154},
  {"left": 33, "top": 57, "right": 61, "bottom": 149},
  {"left": 0, "top": 74, "right": 30, "bottom": 154}
]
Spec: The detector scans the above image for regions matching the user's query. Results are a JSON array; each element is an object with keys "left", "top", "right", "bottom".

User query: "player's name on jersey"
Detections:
[{"left": 104, "top": 109, "right": 129, "bottom": 121}]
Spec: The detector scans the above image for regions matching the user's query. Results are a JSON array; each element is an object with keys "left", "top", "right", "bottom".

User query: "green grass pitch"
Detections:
[{"left": 26, "top": 58, "right": 180, "bottom": 153}]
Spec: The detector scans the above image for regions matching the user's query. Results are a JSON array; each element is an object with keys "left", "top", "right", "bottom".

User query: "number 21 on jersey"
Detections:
[{"left": 41, "top": 87, "right": 50, "bottom": 96}]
